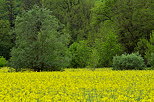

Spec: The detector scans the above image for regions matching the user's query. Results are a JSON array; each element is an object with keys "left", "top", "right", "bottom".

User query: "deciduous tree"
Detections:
[{"left": 10, "top": 6, "right": 70, "bottom": 71}]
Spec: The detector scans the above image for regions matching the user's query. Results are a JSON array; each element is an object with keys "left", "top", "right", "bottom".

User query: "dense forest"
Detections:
[{"left": 0, "top": 0, "right": 154, "bottom": 71}]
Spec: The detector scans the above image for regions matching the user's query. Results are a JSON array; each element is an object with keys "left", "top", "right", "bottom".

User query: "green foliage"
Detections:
[
  {"left": 135, "top": 39, "right": 148, "bottom": 57},
  {"left": 69, "top": 40, "right": 91, "bottom": 68},
  {"left": 0, "top": 0, "right": 21, "bottom": 59},
  {"left": 10, "top": 6, "right": 70, "bottom": 71},
  {"left": 0, "top": 20, "right": 13, "bottom": 59},
  {"left": 145, "top": 67, "right": 154, "bottom": 70},
  {"left": 21, "top": 0, "right": 42, "bottom": 10},
  {"left": 145, "top": 31, "right": 154, "bottom": 66},
  {"left": 87, "top": 48, "right": 99, "bottom": 69},
  {"left": 148, "top": 53, "right": 154, "bottom": 68},
  {"left": 69, "top": 30, "right": 122, "bottom": 68},
  {"left": 113, "top": 53, "right": 146, "bottom": 70},
  {"left": 0, "top": 56, "right": 8, "bottom": 67},
  {"left": 20, "top": 68, "right": 34, "bottom": 72},
  {"left": 4, "top": 0, "right": 16, "bottom": 28},
  {"left": 94, "top": 23, "right": 123, "bottom": 67},
  {"left": 88, "top": 18, "right": 123, "bottom": 68},
  {"left": 0, "top": 67, "right": 15, "bottom": 73},
  {"left": 92, "top": 0, "right": 154, "bottom": 53},
  {"left": 44, "top": 0, "right": 95, "bottom": 42},
  {"left": 0, "top": 0, "right": 153, "bottom": 70}
]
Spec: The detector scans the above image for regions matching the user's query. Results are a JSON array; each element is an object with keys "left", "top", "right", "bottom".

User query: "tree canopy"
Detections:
[
  {"left": 0, "top": 0, "right": 153, "bottom": 70},
  {"left": 10, "top": 6, "right": 70, "bottom": 71}
]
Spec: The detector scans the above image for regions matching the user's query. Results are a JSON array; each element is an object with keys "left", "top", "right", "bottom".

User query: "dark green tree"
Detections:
[
  {"left": 21, "top": 0, "right": 42, "bottom": 10},
  {"left": 10, "top": 6, "right": 70, "bottom": 71},
  {"left": 44, "top": 0, "right": 95, "bottom": 42},
  {"left": 0, "top": 20, "right": 13, "bottom": 59},
  {"left": 92, "top": 0, "right": 154, "bottom": 53},
  {"left": 0, "top": 0, "right": 21, "bottom": 59},
  {"left": 4, "top": 0, "right": 16, "bottom": 28}
]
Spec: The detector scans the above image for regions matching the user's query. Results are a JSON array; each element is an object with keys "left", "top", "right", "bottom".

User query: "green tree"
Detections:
[
  {"left": 92, "top": 0, "right": 154, "bottom": 53},
  {"left": 87, "top": 48, "right": 99, "bottom": 69},
  {"left": 94, "top": 33, "right": 123, "bottom": 67},
  {"left": 145, "top": 31, "right": 154, "bottom": 66},
  {"left": 0, "top": 0, "right": 21, "bottom": 59},
  {"left": 135, "top": 39, "right": 148, "bottom": 57},
  {"left": 21, "top": 0, "right": 42, "bottom": 10},
  {"left": 44, "top": 0, "right": 95, "bottom": 42},
  {"left": 69, "top": 40, "right": 91, "bottom": 68},
  {"left": 10, "top": 6, "right": 70, "bottom": 71},
  {"left": 0, "top": 20, "right": 13, "bottom": 59},
  {"left": 89, "top": 19, "right": 123, "bottom": 67},
  {"left": 4, "top": 0, "right": 16, "bottom": 28}
]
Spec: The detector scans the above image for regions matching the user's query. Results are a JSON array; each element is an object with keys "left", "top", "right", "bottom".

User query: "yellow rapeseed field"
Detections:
[{"left": 0, "top": 68, "right": 154, "bottom": 102}]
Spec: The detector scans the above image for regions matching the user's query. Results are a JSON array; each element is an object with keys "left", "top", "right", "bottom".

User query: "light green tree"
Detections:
[
  {"left": 92, "top": 20, "right": 123, "bottom": 67},
  {"left": 94, "top": 33, "right": 123, "bottom": 67},
  {"left": 69, "top": 40, "right": 91, "bottom": 68}
]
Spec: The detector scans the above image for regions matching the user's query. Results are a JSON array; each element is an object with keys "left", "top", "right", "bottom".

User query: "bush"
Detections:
[
  {"left": 145, "top": 67, "right": 154, "bottom": 70},
  {"left": 0, "top": 67, "right": 15, "bottom": 73},
  {"left": 0, "top": 56, "right": 8, "bottom": 67},
  {"left": 112, "top": 53, "right": 146, "bottom": 70},
  {"left": 20, "top": 68, "right": 34, "bottom": 72}
]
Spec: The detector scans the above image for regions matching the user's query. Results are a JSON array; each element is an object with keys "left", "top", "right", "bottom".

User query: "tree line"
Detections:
[{"left": 0, "top": 0, "right": 154, "bottom": 71}]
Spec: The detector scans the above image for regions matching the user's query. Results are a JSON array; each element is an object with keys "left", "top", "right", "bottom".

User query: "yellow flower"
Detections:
[{"left": 0, "top": 69, "right": 153, "bottom": 101}]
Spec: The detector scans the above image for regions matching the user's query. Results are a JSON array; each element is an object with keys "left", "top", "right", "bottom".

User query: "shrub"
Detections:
[
  {"left": 19, "top": 68, "right": 34, "bottom": 72},
  {"left": 0, "top": 67, "right": 15, "bottom": 73},
  {"left": 0, "top": 56, "right": 8, "bottom": 67},
  {"left": 112, "top": 53, "right": 146, "bottom": 70},
  {"left": 145, "top": 67, "right": 154, "bottom": 70}
]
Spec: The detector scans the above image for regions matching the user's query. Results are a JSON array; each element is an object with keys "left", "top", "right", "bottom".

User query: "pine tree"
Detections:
[{"left": 10, "top": 6, "right": 70, "bottom": 71}]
